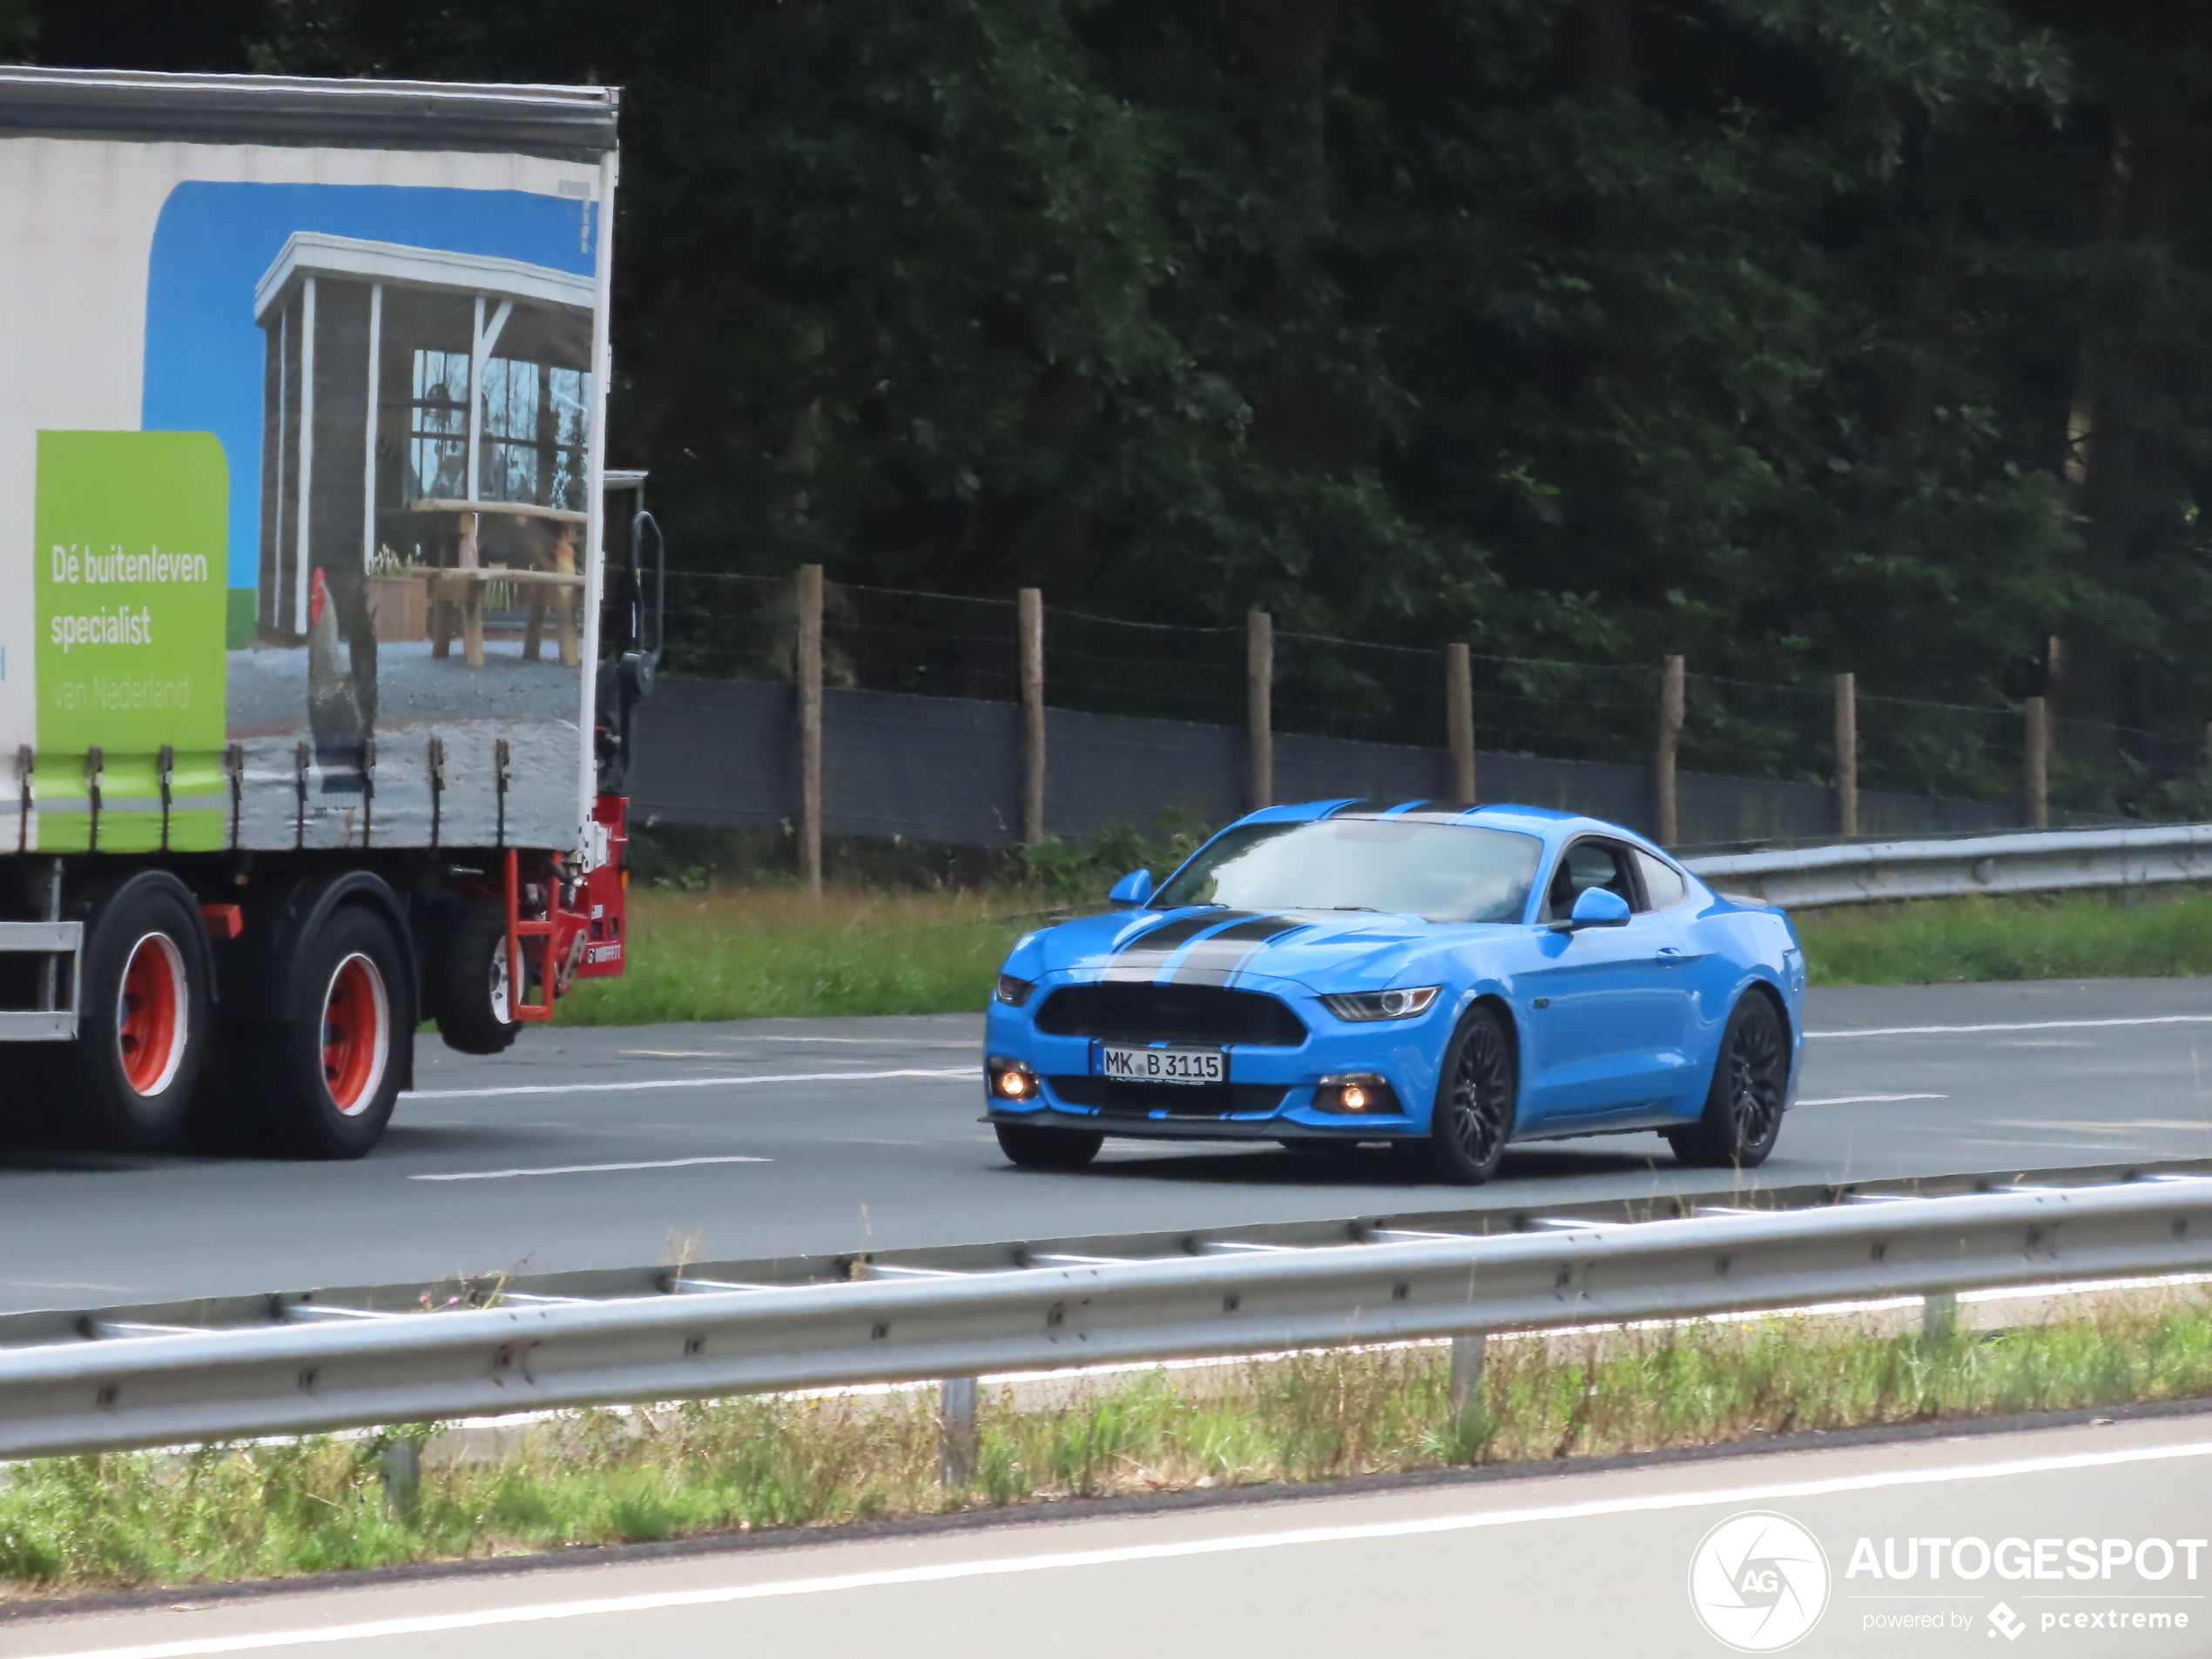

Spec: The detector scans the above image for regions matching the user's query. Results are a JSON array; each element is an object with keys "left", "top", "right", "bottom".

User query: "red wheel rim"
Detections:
[
  {"left": 117, "top": 933, "right": 188, "bottom": 1096},
  {"left": 320, "top": 953, "right": 390, "bottom": 1116}
]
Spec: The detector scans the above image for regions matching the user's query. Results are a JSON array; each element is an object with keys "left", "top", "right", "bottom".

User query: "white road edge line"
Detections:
[
  {"left": 31, "top": 1437, "right": 2212, "bottom": 1658},
  {"left": 410, "top": 1156, "right": 772, "bottom": 1183},
  {"left": 1810, "top": 1015, "right": 2212, "bottom": 1039},
  {"left": 1795, "top": 1093, "right": 1948, "bottom": 1106},
  {"left": 401, "top": 1067, "right": 974, "bottom": 1101}
]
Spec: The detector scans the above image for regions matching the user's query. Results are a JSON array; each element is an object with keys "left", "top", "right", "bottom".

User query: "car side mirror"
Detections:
[
  {"left": 1108, "top": 868, "right": 1155, "bottom": 908},
  {"left": 1551, "top": 886, "right": 1631, "bottom": 933}
]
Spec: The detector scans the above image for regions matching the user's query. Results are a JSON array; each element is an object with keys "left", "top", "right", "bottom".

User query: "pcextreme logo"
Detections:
[{"left": 1689, "top": 1511, "right": 1833, "bottom": 1652}]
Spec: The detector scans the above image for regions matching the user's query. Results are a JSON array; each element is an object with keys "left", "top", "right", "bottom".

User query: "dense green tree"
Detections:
[{"left": 17, "top": 0, "right": 2212, "bottom": 783}]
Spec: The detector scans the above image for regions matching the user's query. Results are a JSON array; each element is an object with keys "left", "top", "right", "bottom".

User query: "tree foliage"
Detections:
[{"left": 16, "top": 0, "right": 2212, "bottom": 736}]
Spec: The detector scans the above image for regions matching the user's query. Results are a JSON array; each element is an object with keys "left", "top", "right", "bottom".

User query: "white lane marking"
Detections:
[
  {"left": 1811, "top": 1015, "right": 2212, "bottom": 1040},
  {"left": 401, "top": 1067, "right": 973, "bottom": 1101},
  {"left": 410, "top": 1156, "right": 772, "bottom": 1183},
  {"left": 1794, "top": 1093, "right": 1947, "bottom": 1107},
  {"left": 619, "top": 1040, "right": 977, "bottom": 1055},
  {"left": 33, "top": 1437, "right": 2212, "bottom": 1658}
]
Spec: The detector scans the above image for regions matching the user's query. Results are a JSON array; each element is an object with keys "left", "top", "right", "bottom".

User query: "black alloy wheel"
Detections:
[
  {"left": 995, "top": 1121, "right": 1104, "bottom": 1170},
  {"left": 1669, "top": 992, "right": 1789, "bottom": 1169},
  {"left": 1409, "top": 1005, "right": 1516, "bottom": 1184}
]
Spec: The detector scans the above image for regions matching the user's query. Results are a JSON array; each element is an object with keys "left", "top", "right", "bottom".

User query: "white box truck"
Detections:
[{"left": 0, "top": 66, "right": 657, "bottom": 1156}]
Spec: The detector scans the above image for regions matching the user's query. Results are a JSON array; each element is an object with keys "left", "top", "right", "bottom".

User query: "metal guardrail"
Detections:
[
  {"left": 3, "top": 1169, "right": 2209, "bottom": 1461},
  {"left": 1683, "top": 821, "right": 2212, "bottom": 908}
]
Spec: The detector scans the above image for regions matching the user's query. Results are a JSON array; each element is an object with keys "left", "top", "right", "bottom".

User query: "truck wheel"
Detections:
[
  {"left": 243, "top": 906, "right": 410, "bottom": 1159},
  {"left": 429, "top": 903, "right": 521, "bottom": 1055},
  {"left": 56, "top": 872, "right": 213, "bottom": 1150}
]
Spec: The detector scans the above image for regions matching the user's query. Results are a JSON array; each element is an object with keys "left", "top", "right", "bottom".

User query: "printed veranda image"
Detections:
[{"left": 8, "top": 165, "right": 607, "bottom": 854}]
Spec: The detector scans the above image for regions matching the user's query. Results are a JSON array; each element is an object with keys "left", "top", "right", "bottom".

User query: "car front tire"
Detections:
[
  {"left": 995, "top": 1122, "right": 1103, "bottom": 1170},
  {"left": 1408, "top": 1004, "right": 1516, "bottom": 1184},
  {"left": 1669, "top": 991, "right": 1789, "bottom": 1169}
]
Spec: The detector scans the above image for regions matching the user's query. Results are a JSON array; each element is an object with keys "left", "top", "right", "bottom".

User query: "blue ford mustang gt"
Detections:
[{"left": 983, "top": 800, "right": 1805, "bottom": 1183}]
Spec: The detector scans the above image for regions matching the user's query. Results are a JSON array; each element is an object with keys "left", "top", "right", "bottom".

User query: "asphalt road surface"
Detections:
[
  {"left": 3, "top": 977, "right": 2212, "bottom": 1313},
  {"left": 10, "top": 1411, "right": 2210, "bottom": 1656}
]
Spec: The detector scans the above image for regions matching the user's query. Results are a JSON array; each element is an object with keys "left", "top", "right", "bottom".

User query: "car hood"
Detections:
[{"left": 1015, "top": 906, "right": 1480, "bottom": 991}]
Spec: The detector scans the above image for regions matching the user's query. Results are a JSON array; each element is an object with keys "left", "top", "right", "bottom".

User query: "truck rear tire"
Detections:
[
  {"left": 54, "top": 871, "right": 213, "bottom": 1151},
  {"left": 428, "top": 902, "right": 521, "bottom": 1055},
  {"left": 239, "top": 905, "right": 410, "bottom": 1159}
]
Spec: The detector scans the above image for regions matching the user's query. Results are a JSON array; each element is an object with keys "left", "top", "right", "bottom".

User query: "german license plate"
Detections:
[{"left": 1097, "top": 1044, "right": 1224, "bottom": 1086}]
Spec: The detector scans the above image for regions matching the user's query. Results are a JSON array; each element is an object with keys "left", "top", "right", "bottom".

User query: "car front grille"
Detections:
[
  {"left": 1034, "top": 983, "right": 1308, "bottom": 1048},
  {"left": 1046, "top": 1076, "right": 1293, "bottom": 1117}
]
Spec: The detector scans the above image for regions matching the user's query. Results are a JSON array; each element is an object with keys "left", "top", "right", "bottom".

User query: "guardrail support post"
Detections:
[
  {"left": 1921, "top": 1290, "right": 1959, "bottom": 1348},
  {"left": 1656, "top": 655, "right": 1685, "bottom": 846},
  {"left": 796, "top": 563, "right": 825, "bottom": 895},
  {"left": 1447, "top": 644, "right": 1476, "bottom": 802},
  {"left": 381, "top": 1437, "right": 422, "bottom": 1517},
  {"left": 1448, "top": 1331, "right": 1487, "bottom": 1423},
  {"left": 939, "top": 1376, "right": 980, "bottom": 1487},
  {"left": 1833, "top": 671, "right": 1858, "bottom": 838},
  {"left": 1247, "top": 609, "right": 1273, "bottom": 812},
  {"left": 2024, "top": 695, "right": 2050, "bottom": 831},
  {"left": 1020, "top": 588, "right": 1046, "bottom": 844}
]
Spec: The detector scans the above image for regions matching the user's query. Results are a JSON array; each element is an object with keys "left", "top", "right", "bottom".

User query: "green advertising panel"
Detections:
[{"left": 34, "top": 431, "right": 229, "bottom": 853}]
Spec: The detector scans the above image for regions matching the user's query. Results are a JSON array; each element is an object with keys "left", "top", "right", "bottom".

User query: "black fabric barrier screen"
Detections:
[{"left": 627, "top": 680, "right": 2027, "bottom": 852}]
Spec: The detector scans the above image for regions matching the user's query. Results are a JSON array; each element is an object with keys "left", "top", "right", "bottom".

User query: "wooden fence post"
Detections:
[
  {"left": 2024, "top": 694, "right": 2050, "bottom": 830},
  {"left": 1446, "top": 643, "right": 1476, "bottom": 802},
  {"left": 1656, "top": 655, "right": 1685, "bottom": 846},
  {"left": 1247, "top": 608, "right": 1273, "bottom": 812},
  {"left": 1019, "top": 588, "right": 1046, "bottom": 844},
  {"left": 1833, "top": 671, "right": 1858, "bottom": 839},
  {"left": 796, "top": 563, "right": 824, "bottom": 894}
]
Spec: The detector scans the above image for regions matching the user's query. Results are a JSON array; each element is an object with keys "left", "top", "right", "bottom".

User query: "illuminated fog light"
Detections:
[
  {"left": 989, "top": 1058, "right": 1040, "bottom": 1101},
  {"left": 1316, "top": 1072, "right": 1396, "bottom": 1115}
]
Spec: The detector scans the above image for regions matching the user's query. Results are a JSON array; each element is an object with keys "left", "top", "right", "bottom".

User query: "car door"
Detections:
[{"left": 1517, "top": 837, "right": 1696, "bottom": 1118}]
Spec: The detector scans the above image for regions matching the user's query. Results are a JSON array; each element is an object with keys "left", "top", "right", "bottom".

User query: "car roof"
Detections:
[{"left": 1235, "top": 799, "right": 1679, "bottom": 860}]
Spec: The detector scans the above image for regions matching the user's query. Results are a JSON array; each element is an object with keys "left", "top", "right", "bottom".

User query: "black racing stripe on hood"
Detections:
[
  {"left": 1391, "top": 800, "right": 1478, "bottom": 822},
  {"left": 1166, "top": 914, "right": 1311, "bottom": 983},
  {"left": 1105, "top": 910, "right": 1254, "bottom": 961}
]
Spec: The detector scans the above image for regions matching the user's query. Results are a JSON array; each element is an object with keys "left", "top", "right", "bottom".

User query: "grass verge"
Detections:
[
  {"left": 556, "top": 887, "right": 1025, "bottom": 1025},
  {"left": 555, "top": 880, "right": 2212, "bottom": 1027},
  {"left": 7, "top": 1293, "right": 2212, "bottom": 1598},
  {"left": 1794, "top": 885, "right": 2212, "bottom": 986}
]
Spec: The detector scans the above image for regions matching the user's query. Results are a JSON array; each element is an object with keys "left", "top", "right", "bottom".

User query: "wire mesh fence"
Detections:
[
  {"left": 1464, "top": 653, "right": 1658, "bottom": 767},
  {"left": 1680, "top": 673, "right": 1833, "bottom": 785},
  {"left": 651, "top": 570, "right": 2212, "bottom": 833},
  {"left": 826, "top": 583, "right": 1020, "bottom": 701},
  {"left": 659, "top": 570, "right": 786, "bottom": 681},
  {"left": 1276, "top": 633, "right": 1447, "bottom": 748},
  {"left": 1858, "top": 693, "right": 2024, "bottom": 805},
  {"left": 1045, "top": 609, "right": 1246, "bottom": 726}
]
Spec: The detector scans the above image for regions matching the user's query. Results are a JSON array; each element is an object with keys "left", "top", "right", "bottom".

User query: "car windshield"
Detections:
[{"left": 1151, "top": 819, "right": 1544, "bottom": 923}]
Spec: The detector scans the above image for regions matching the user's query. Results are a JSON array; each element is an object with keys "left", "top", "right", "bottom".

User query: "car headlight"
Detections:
[
  {"left": 1320, "top": 985, "right": 1441, "bottom": 1022},
  {"left": 995, "top": 974, "right": 1037, "bottom": 1008}
]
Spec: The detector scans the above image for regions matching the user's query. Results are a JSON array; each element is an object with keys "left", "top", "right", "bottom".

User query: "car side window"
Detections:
[
  {"left": 1635, "top": 849, "right": 1689, "bottom": 911},
  {"left": 1544, "top": 839, "right": 1638, "bottom": 920}
]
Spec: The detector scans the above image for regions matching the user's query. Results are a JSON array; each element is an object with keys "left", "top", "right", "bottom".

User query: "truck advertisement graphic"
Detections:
[
  {"left": 8, "top": 173, "right": 604, "bottom": 854},
  {"left": 0, "top": 69, "right": 637, "bottom": 1158}
]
